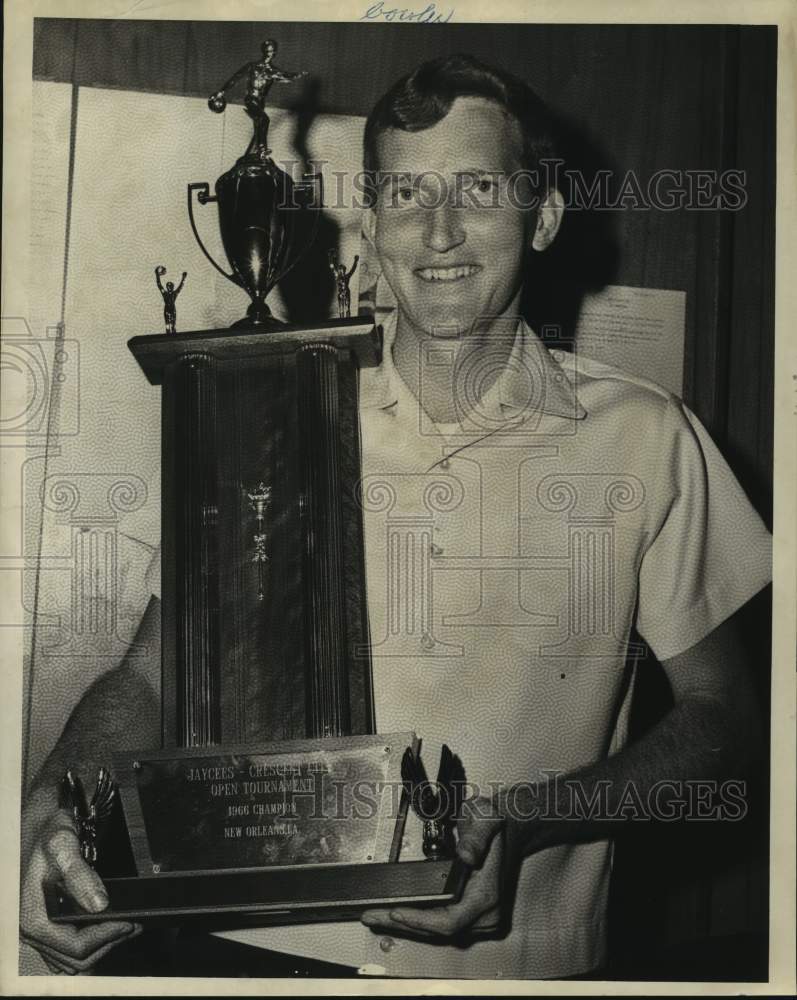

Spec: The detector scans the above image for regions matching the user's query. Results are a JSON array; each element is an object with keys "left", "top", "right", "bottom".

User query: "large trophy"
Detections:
[{"left": 46, "top": 42, "right": 464, "bottom": 926}]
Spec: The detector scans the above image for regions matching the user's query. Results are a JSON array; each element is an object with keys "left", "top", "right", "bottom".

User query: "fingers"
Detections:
[
  {"left": 22, "top": 925, "right": 142, "bottom": 974},
  {"left": 361, "top": 907, "right": 418, "bottom": 934},
  {"left": 456, "top": 796, "right": 503, "bottom": 867},
  {"left": 362, "top": 831, "right": 504, "bottom": 940},
  {"left": 25, "top": 916, "right": 140, "bottom": 960},
  {"left": 20, "top": 813, "right": 139, "bottom": 973},
  {"left": 22, "top": 844, "right": 137, "bottom": 962},
  {"left": 361, "top": 895, "right": 500, "bottom": 939},
  {"left": 361, "top": 796, "right": 507, "bottom": 941},
  {"left": 456, "top": 819, "right": 500, "bottom": 867},
  {"left": 40, "top": 951, "right": 74, "bottom": 975},
  {"left": 362, "top": 898, "right": 497, "bottom": 938},
  {"left": 361, "top": 906, "right": 451, "bottom": 940},
  {"left": 45, "top": 816, "right": 108, "bottom": 914}
]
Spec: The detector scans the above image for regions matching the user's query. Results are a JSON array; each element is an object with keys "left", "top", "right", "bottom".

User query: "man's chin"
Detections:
[{"left": 401, "top": 308, "right": 474, "bottom": 339}]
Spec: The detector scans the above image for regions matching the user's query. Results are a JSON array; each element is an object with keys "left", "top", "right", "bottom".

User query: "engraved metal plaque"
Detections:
[{"left": 113, "top": 733, "right": 411, "bottom": 876}]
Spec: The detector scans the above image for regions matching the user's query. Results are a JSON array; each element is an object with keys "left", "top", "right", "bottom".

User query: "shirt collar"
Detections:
[{"left": 360, "top": 308, "right": 587, "bottom": 422}]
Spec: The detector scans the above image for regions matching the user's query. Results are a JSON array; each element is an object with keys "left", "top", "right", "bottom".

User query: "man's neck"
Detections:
[{"left": 393, "top": 304, "right": 522, "bottom": 425}]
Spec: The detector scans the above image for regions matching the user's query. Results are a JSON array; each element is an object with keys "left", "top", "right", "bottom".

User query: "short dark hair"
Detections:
[{"left": 363, "top": 53, "right": 558, "bottom": 198}]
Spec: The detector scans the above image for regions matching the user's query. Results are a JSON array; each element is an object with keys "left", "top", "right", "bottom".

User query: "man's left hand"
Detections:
[{"left": 361, "top": 799, "right": 505, "bottom": 940}]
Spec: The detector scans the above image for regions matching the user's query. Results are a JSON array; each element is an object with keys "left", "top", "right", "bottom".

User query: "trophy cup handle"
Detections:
[
  {"left": 187, "top": 182, "right": 240, "bottom": 285},
  {"left": 297, "top": 170, "right": 324, "bottom": 210}
]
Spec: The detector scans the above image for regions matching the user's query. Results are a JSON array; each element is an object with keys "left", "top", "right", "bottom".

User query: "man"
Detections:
[{"left": 20, "top": 54, "right": 771, "bottom": 979}]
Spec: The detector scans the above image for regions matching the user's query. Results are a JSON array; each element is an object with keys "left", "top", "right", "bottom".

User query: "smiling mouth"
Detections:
[{"left": 415, "top": 265, "right": 481, "bottom": 282}]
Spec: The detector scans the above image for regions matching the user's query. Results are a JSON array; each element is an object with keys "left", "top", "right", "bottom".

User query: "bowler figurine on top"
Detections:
[
  {"left": 208, "top": 39, "right": 307, "bottom": 156},
  {"left": 46, "top": 40, "right": 464, "bottom": 929},
  {"left": 60, "top": 768, "right": 116, "bottom": 868}
]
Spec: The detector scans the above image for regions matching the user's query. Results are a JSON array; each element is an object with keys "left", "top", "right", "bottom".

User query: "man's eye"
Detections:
[
  {"left": 397, "top": 187, "right": 415, "bottom": 202},
  {"left": 476, "top": 178, "right": 493, "bottom": 193}
]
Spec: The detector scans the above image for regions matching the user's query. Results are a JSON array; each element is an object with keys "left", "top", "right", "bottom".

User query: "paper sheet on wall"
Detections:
[{"left": 574, "top": 285, "right": 686, "bottom": 397}]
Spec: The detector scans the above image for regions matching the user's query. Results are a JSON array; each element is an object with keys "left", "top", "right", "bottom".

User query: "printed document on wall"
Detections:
[{"left": 575, "top": 285, "right": 687, "bottom": 397}]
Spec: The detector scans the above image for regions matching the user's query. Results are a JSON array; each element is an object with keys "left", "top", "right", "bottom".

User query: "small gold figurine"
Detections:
[
  {"left": 401, "top": 744, "right": 464, "bottom": 860},
  {"left": 328, "top": 249, "right": 359, "bottom": 318},
  {"left": 60, "top": 767, "right": 116, "bottom": 868},
  {"left": 155, "top": 266, "right": 187, "bottom": 335}
]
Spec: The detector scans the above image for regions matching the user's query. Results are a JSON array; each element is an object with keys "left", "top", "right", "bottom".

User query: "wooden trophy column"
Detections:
[{"left": 129, "top": 320, "right": 380, "bottom": 752}]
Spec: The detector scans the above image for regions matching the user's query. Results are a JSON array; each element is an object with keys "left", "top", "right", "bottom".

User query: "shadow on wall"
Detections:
[
  {"left": 522, "top": 108, "right": 623, "bottom": 350},
  {"left": 278, "top": 74, "right": 340, "bottom": 324}
]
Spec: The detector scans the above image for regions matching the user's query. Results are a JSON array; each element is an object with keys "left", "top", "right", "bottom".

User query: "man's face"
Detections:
[{"left": 369, "top": 96, "right": 535, "bottom": 338}]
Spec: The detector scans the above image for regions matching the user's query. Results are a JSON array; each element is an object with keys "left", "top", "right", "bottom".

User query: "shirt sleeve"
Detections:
[{"left": 635, "top": 395, "right": 771, "bottom": 661}]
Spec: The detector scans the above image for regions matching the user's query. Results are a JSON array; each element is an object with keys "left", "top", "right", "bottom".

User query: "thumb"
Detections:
[
  {"left": 45, "top": 815, "right": 108, "bottom": 914},
  {"left": 456, "top": 798, "right": 503, "bottom": 868}
]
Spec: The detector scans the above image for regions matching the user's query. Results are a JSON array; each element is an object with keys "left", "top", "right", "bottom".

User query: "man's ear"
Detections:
[
  {"left": 531, "top": 187, "right": 565, "bottom": 252},
  {"left": 362, "top": 206, "right": 377, "bottom": 249}
]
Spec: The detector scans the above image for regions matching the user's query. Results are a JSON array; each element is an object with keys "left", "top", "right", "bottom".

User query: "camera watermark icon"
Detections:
[
  {"left": 0, "top": 317, "right": 80, "bottom": 442},
  {"left": 414, "top": 318, "right": 579, "bottom": 440}
]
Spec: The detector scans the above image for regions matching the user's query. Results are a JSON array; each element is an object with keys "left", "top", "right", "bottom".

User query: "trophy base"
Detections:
[
  {"left": 230, "top": 315, "right": 282, "bottom": 330},
  {"left": 45, "top": 858, "right": 467, "bottom": 927},
  {"left": 129, "top": 318, "right": 381, "bottom": 384},
  {"left": 45, "top": 733, "right": 462, "bottom": 929},
  {"left": 230, "top": 298, "right": 280, "bottom": 328}
]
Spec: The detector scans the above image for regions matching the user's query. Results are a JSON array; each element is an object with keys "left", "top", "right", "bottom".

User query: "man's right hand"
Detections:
[{"left": 20, "top": 808, "right": 140, "bottom": 975}]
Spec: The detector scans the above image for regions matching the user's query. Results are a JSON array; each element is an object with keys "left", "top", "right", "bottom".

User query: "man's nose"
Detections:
[{"left": 423, "top": 201, "right": 466, "bottom": 253}]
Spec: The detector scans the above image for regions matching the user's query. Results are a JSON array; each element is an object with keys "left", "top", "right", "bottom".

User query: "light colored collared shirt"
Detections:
[{"left": 180, "top": 311, "right": 772, "bottom": 978}]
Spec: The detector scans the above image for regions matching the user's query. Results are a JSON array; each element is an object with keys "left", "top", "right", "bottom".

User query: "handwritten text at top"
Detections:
[{"left": 360, "top": 2, "right": 454, "bottom": 23}]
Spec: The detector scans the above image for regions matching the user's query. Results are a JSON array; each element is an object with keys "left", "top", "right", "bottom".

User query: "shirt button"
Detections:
[{"left": 379, "top": 936, "right": 395, "bottom": 953}]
